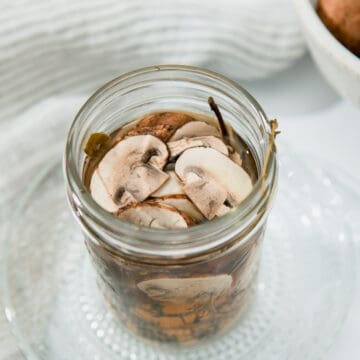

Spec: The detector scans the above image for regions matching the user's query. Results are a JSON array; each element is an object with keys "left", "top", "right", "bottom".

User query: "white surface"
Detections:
[
  {"left": 244, "top": 56, "right": 360, "bottom": 179},
  {"left": 246, "top": 56, "right": 360, "bottom": 359},
  {"left": 292, "top": 0, "right": 360, "bottom": 106},
  {"left": 0, "top": 55, "right": 359, "bottom": 359}
]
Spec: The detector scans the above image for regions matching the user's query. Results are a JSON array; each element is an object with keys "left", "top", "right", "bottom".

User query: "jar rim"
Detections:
[{"left": 64, "top": 65, "right": 277, "bottom": 260}]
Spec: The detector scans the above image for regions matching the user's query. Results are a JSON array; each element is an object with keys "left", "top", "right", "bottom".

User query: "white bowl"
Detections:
[{"left": 293, "top": 0, "right": 360, "bottom": 106}]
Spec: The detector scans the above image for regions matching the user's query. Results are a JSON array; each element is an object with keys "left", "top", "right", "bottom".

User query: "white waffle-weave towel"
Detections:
[{"left": 0, "top": 0, "right": 305, "bottom": 123}]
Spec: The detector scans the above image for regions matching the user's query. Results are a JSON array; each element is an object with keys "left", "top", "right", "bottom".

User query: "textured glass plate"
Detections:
[{"left": 1, "top": 149, "right": 359, "bottom": 360}]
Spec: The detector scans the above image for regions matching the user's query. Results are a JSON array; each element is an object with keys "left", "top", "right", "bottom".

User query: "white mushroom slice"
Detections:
[
  {"left": 90, "top": 170, "right": 120, "bottom": 212},
  {"left": 216, "top": 204, "right": 232, "bottom": 217},
  {"left": 151, "top": 171, "right": 184, "bottom": 197},
  {"left": 118, "top": 203, "right": 192, "bottom": 229},
  {"left": 167, "top": 136, "right": 228, "bottom": 160},
  {"left": 125, "top": 165, "right": 169, "bottom": 201},
  {"left": 138, "top": 274, "right": 232, "bottom": 303},
  {"left": 228, "top": 146, "right": 243, "bottom": 166},
  {"left": 169, "top": 121, "right": 220, "bottom": 141},
  {"left": 183, "top": 176, "right": 227, "bottom": 220},
  {"left": 93, "top": 135, "right": 169, "bottom": 209},
  {"left": 175, "top": 148, "right": 253, "bottom": 219},
  {"left": 153, "top": 195, "right": 204, "bottom": 222}
]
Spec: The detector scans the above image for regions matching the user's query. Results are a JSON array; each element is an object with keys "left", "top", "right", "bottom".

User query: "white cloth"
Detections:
[{"left": 0, "top": 0, "right": 304, "bottom": 124}]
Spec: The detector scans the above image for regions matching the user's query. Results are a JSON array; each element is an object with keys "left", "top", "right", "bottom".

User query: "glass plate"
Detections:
[{"left": 1, "top": 148, "right": 359, "bottom": 360}]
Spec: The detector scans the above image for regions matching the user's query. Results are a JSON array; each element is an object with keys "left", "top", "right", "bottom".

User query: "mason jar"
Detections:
[{"left": 64, "top": 65, "right": 278, "bottom": 344}]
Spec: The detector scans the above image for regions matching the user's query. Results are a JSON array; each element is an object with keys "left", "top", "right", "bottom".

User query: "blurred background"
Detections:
[
  {"left": 0, "top": 0, "right": 359, "bottom": 359},
  {"left": 0, "top": 0, "right": 306, "bottom": 120}
]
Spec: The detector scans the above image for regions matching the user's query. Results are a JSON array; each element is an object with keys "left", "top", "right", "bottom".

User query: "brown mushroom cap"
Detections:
[
  {"left": 127, "top": 112, "right": 194, "bottom": 141},
  {"left": 118, "top": 202, "right": 193, "bottom": 229},
  {"left": 175, "top": 147, "right": 253, "bottom": 219},
  {"left": 90, "top": 135, "right": 169, "bottom": 210},
  {"left": 317, "top": 0, "right": 360, "bottom": 56}
]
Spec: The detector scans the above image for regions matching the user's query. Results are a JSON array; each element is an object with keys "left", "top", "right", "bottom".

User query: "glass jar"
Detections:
[{"left": 64, "top": 65, "right": 278, "bottom": 344}]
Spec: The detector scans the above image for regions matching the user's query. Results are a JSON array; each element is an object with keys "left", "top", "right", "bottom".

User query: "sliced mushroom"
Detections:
[
  {"left": 228, "top": 146, "right": 243, "bottom": 166},
  {"left": 167, "top": 136, "right": 228, "bottom": 160},
  {"left": 138, "top": 274, "right": 232, "bottom": 303},
  {"left": 175, "top": 148, "right": 253, "bottom": 219},
  {"left": 182, "top": 174, "right": 228, "bottom": 220},
  {"left": 90, "top": 170, "right": 120, "bottom": 212},
  {"left": 152, "top": 194, "right": 204, "bottom": 222},
  {"left": 118, "top": 202, "right": 193, "bottom": 229},
  {"left": 127, "top": 112, "right": 194, "bottom": 141},
  {"left": 127, "top": 125, "right": 173, "bottom": 142},
  {"left": 151, "top": 171, "right": 184, "bottom": 197},
  {"left": 169, "top": 121, "right": 220, "bottom": 141},
  {"left": 137, "top": 112, "right": 193, "bottom": 129},
  {"left": 92, "top": 135, "right": 169, "bottom": 210},
  {"left": 215, "top": 204, "right": 232, "bottom": 217}
]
